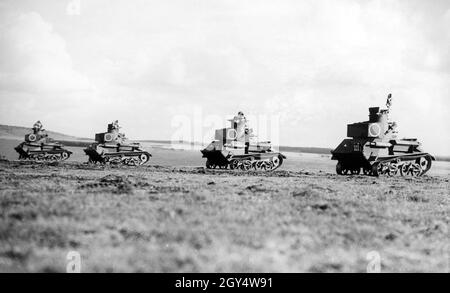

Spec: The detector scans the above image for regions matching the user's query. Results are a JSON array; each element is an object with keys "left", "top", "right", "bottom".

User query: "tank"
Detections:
[
  {"left": 201, "top": 113, "right": 286, "bottom": 171},
  {"left": 14, "top": 125, "right": 72, "bottom": 162},
  {"left": 84, "top": 122, "right": 151, "bottom": 166},
  {"left": 331, "top": 94, "right": 434, "bottom": 176}
]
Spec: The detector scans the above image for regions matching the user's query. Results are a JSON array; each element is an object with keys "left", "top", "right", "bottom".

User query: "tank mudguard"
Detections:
[
  {"left": 331, "top": 138, "right": 365, "bottom": 159},
  {"left": 84, "top": 146, "right": 105, "bottom": 163},
  {"left": 14, "top": 144, "right": 29, "bottom": 158},
  {"left": 200, "top": 149, "right": 230, "bottom": 165}
]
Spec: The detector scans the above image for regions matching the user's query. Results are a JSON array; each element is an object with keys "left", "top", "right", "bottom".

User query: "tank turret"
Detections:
[
  {"left": 331, "top": 94, "right": 434, "bottom": 176},
  {"left": 346, "top": 106, "right": 399, "bottom": 141}
]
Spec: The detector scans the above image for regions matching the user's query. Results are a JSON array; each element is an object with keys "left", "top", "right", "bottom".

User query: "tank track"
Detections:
[
  {"left": 206, "top": 154, "right": 284, "bottom": 171},
  {"left": 15, "top": 149, "right": 72, "bottom": 162},
  {"left": 102, "top": 152, "right": 151, "bottom": 166},
  {"left": 336, "top": 154, "right": 433, "bottom": 177},
  {"left": 85, "top": 148, "right": 151, "bottom": 166}
]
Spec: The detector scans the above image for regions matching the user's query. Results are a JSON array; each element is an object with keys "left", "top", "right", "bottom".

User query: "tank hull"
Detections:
[
  {"left": 331, "top": 138, "right": 434, "bottom": 176},
  {"left": 84, "top": 129, "right": 152, "bottom": 166},
  {"left": 84, "top": 144, "right": 151, "bottom": 166},
  {"left": 15, "top": 142, "right": 72, "bottom": 162}
]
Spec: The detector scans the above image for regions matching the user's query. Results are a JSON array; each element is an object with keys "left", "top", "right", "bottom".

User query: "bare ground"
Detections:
[{"left": 0, "top": 159, "right": 448, "bottom": 273}]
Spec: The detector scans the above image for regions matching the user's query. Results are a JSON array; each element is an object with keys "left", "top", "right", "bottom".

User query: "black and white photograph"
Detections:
[{"left": 0, "top": 0, "right": 448, "bottom": 276}]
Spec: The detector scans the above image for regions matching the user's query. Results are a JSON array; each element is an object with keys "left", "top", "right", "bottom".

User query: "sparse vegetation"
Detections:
[{"left": 0, "top": 160, "right": 448, "bottom": 273}]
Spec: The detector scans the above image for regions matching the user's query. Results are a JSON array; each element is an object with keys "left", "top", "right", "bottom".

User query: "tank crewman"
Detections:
[
  {"left": 31, "top": 120, "right": 49, "bottom": 147},
  {"left": 232, "top": 111, "right": 251, "bottom": 153},
  {"left": 386, "top": 121, "right": 398, "bottom": 135},
  {"left": 110, "top": 120, "right": 127, "bottom": 144},
  {"left": 232, "top": 111, "right": 249, "bottom": 140},
  {"left": 386, "top": 93, "right": 393, "bottom": 113},
  {"left": 32, "top": 120, "right": 43, "bottom": 134},
  {"left": 117, "top": 132, "right": 126, "bottom": 144},
  {"left": 33, "top": 120, "right": 48, "bottom": 137},
  {"left": 111, "top": 120, "right": 120, "bottom": 131}
]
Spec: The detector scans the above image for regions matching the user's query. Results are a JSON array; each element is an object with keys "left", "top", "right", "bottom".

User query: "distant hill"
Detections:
[
  {"left": 435, "top": 156, "right": 450, "bottom": 162},
  {"left": 279, "top": 145, "right": 332, "bottom": 155},
  {"left": 0, "top": 124, "right": 90, "bottom": 141},
  {"left": 0, "top": 124, "right": 94, "bottom": 148}
]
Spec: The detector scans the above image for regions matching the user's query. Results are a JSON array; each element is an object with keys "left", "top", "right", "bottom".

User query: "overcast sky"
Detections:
[{"left": 0, "top": 0, "right": 449, "bottom": 155}]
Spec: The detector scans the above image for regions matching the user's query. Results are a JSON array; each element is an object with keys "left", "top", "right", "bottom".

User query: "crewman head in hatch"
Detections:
[
  {"left": 32, "top": 121, "right": 43, "bottom": 133},
  {"left": 111, "top": 120, "right": 120, "bottom": 131}
]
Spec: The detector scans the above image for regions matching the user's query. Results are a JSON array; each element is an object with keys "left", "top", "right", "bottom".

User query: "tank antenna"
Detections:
[{"left": 386, "top": 93, "right": 393, "bottom": 113}]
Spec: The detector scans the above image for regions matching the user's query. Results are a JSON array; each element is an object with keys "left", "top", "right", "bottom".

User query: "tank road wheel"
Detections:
[
  {"left": 139, "top": 153, "right": 150, "bottom": 165},
  {"left": 417, "top": 156, "right": 432, "bottom": 174},
  {"left": 363, "top": 168, "right": 371, "bottom": 176},
  {"left": 229, "top": 160, "right": 238, "bottom": 170},
  {"left": 259, "top": 161, "right": 268, "bottom": 171},
  {"left": 351, "top": 168, "right": 361, "bottom": 175},
  {"left": 376, "top": 162, "right": 390, "bottom": 176},
  {"left": 399, "top": 162, "right": 420, "bottom": 177},
  {"left": 387, "top": 161, "right": 399, "bottom": 176},
  {"left": 371, "top": 163, "right": 380, "bottom": 177},
  {"left": 271, "top": 155, "right": 283, "bottom": 171},
  {"left": 123, "top": 157, "right": 132, "bottom": 166},
  {"left": 110, "top": 156, "right": 122, "bottom": 165},
  {"left": 335, "top": 161, "right": 350, "bottom": 175},
  {"left": 241, "top": 160, "right": 252, "bottom": 171},
  {"left": 338, "top": 162, "right": 349, "bottom": 175},
  {"left": 400, "top": 163, "right": 409, "bottom": 176},
  {"left": 129, "top": 156, "right": 142, "bottom": 166},
  {"left": 61, "top": 151, "right": 70, "bottom": 161},
  {"left": 121, "top": 157, "right": 128, "bottom": 165},
  {"left": 206, "top": 159, "right": 214, "bottom": 169},
  {"left": 336, "top": 162, "right": 343, "bottom": 175},
  {"left": 271, "top": 156, "right": 281, "bottom": 170},
  {"left": 410, "top": 163, "right": 422, "bottom": 177}
]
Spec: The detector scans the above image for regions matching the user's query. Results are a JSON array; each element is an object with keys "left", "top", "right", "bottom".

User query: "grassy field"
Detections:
[
  {"left": 0, "top": 149, "right": 448, "bottom": 272},
  {"left": 0, "top": 133, "right": 449, "bottom": 273}
]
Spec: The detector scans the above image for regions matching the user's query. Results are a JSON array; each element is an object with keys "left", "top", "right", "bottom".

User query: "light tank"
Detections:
[
  {"left": 201, "top": 112, "right": 286, "bottom": 171},
  {"left": 331, "top": 94, "right": 434, "bottom": 176},
  {"left": 84, "top": 121, "right": 151, "bottom": 166},
  {"left": 14, "top": 121, "right": 72, "bottom": 162}
]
